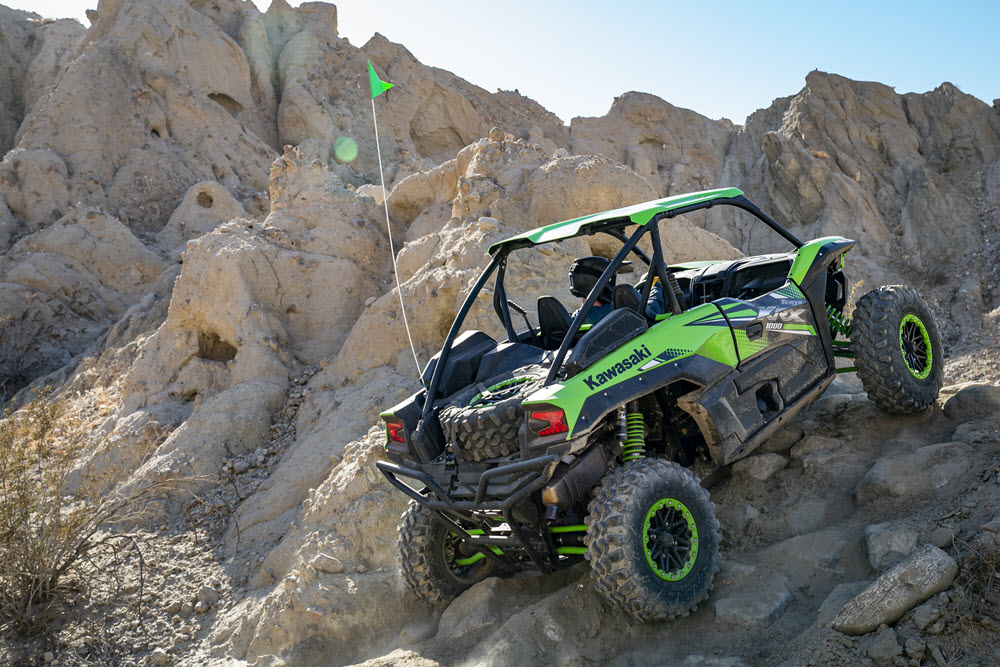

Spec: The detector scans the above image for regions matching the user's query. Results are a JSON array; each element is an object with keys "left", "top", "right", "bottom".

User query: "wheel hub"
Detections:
[
  {"left": 899, "top": 314, "right": 932, "bottom": 379},
  {"left": 643, "top": 498, "right": 699, "bottom": 582}
]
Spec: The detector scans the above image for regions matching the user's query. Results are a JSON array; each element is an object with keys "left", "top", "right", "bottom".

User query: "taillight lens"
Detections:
[
  {"left": 530, "top": 410, "right": 568, "bottom": 437},
  {"left": 385, "top": 419, "right": 406, "bottom": 444}
]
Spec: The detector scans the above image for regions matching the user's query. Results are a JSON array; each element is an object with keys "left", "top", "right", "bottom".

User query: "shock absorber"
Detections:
[
  {"left": 620, "top": 403, "right": 645, "bottom": 462},
  {"left": 826, "top": 304, "right": 853, "bottom": 338}
]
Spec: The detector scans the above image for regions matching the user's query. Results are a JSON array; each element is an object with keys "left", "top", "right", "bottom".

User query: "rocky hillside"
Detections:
[{"left": 0, "top": 1, "right": 997, "bottom": 665}]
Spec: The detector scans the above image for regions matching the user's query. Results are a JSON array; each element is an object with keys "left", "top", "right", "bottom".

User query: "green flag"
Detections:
[{"left": 368, "top": 61, "right": 394, "bottom": 98}]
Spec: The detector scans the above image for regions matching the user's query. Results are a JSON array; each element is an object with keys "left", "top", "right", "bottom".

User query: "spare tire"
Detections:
[{"left": 439, "top": 367, "right": 546, "bottom": 461}]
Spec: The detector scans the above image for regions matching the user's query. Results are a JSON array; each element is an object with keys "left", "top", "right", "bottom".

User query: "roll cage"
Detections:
[{"left": 421, "top": 190, "right": 803, "bottom": 421}]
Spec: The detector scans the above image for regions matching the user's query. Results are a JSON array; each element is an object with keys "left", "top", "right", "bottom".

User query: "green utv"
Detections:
[{"left": 377, "top": 187, "right": 943, "bottom": 621}]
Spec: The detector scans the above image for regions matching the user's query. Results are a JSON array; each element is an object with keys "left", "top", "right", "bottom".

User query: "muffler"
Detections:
[{"left": 541, "top": 444, "right": 611, "bottom": 520}]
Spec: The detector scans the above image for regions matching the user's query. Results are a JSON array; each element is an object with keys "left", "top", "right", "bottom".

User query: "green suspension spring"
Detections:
[
  {"left": 621, "top": 408, "right": 646, "bottom": 462},
  {"left": 826, "top": 304, "right": 853, "bottom": 338}
]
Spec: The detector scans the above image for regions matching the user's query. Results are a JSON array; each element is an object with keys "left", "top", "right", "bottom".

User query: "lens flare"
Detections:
[{"left": 334, "top": 136, "right": 359, "bottom": 163}]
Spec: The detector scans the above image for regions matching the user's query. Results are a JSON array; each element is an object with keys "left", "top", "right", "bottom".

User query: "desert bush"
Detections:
[
  {"left": 0, "top": 316, "right": 39, "bottom": 403},
  {"left": 0, "top": 389, "right": 174, "bottom": 637},
  {"left": 949, "top": 534, "right": 1000, "bottom": 663}
]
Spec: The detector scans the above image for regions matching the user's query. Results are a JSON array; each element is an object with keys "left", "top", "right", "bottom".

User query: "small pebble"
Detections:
[{"left": 197, "top": 585, "right": 220, "bottom": 605}]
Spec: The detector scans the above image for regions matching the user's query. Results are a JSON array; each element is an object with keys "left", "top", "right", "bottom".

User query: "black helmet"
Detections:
[{"left": 569, "top": 256, "right": 615, "bottom": 302}]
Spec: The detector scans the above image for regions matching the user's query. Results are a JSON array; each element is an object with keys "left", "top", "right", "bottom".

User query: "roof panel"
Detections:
[{"left": 488, "top": 187, "right": 744, "bottom": 255}]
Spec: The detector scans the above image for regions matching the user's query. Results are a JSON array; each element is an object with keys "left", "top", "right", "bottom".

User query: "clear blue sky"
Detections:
[{"left": 11, "top": 0, "right": 998, "bottom": 124}]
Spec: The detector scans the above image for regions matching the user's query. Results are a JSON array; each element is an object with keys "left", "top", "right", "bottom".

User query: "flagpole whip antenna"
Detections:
[{"left": 368, "top": 62, "right": 423, "bottom": 383}]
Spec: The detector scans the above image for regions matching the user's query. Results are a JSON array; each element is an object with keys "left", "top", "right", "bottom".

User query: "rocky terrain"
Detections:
[{"left": 0, "top": 1, "right": 997, "bottom": 666}]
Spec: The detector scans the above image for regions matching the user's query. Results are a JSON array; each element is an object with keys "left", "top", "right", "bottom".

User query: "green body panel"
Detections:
[
  {"left": 787, "top": 236, "right": 849, "bottom": 285},
  {"left": 522, "top": 301, "right": 739, "bottom": 436},
  {"left": 488, "top": 187, "right": 744, "bottom": 256}
]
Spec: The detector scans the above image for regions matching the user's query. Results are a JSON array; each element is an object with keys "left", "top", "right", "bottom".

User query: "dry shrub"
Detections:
[
  {"left": 0, "top": 388, "right": 178, "bottom": 637},
  {"left": 0, "top": 316, "right": 39, "bottom": 403},
  {"left": 951, "top": 535, "right": 1000, "bottom": 664}
]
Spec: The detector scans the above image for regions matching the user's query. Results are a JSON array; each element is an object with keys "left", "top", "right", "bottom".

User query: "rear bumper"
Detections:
[{"left": 375, "top": 455, "right": 559, "bottom": 511}]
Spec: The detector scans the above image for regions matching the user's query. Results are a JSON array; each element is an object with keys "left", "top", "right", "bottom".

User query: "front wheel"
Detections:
[
  {"left": 851, "top": 285, "right": 943, "bottom": 414},
  {"left": 584, "top": 459, "right": 720, "bottom": 622},
  {"left": 397, "top": 501, "right": 496, "bottom": 607}
]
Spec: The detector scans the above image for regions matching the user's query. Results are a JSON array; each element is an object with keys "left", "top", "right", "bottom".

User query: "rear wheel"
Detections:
[
  {"left": 397, "top": 501, "right": 495, "bottom": 606},
  {"left": 584, "top": 459, "right": 720, "bottom": 622},
  {"left": 851, "top": 285, "right": 943, "bottom": 413}
]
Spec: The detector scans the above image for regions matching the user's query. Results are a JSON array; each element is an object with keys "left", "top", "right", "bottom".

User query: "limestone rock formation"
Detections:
[
  {"left": 5, "top": 0, "right": 275, "bottom": 235},
  {"left": 0, "top": 207, "right": 166, "bottom": 386},
  {"left": 0, "top": 7, "right": 85, "bottom": 155},
  {"left": 119, "top": 153, "right": 390, "bottom": 497},
  {"left": 570, "top": 91, "right": 735, "bottom": 196}
]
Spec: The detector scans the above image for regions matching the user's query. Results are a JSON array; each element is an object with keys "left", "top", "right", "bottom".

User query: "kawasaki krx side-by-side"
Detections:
[{"left": 377, "top": 187, "right": 944, "bottom": 622}]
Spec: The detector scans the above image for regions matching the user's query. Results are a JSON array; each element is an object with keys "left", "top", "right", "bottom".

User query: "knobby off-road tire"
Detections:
[
  {"left": 438, "top": 367, "right": 545, "bottom": 462},
  {"left": 851, "top": 285, "right": 943, "bottom": 414},
  {"left": 397, "top": 500, "right": 495, "bottom": 607},
  {"left": 584, "top": 458, "right": 721, "bottom": 622}
]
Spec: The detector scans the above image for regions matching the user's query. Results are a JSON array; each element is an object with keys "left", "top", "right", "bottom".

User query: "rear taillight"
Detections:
[
  {"left": 529, "top": 410, "right": 568, "bottom": 437},
  {"left": 385, "top": 419, "right": 406, "bottom": 444}
]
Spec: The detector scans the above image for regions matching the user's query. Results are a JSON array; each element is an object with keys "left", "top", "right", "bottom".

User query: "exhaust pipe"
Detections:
[{"left": 541, "top": 444, "right": 611, "bottom": 520}]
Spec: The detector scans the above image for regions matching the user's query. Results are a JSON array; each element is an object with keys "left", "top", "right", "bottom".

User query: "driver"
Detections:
[
  {"left": 568, "top": 256, "right": 667, "bottom": 325},
  {"left": 568, "top": 256, "right": 616, "bottom": 325}
]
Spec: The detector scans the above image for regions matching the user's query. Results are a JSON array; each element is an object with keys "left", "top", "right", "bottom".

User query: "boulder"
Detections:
[
  {"left": 911, "top": 601, "right": 942, "bottom": 631},
  {"left": 863, "top": 523, "right": 918, "bottom": 570},
  {"left": 760, "top": 423, "right": 804, "bottom": 453},
  {"left": 309, "top": 554, "right": 345, "bottom": 575},
  {"left": 789, "top": 435, "right": 840, "bottom": 460},
  {"left": 437, "top": 578, "right": 506, "bottom": 639},
  {"left": 855, "top": 442, "right": 972, "bottom": 503},
  {"left": 815, "top": 581, "right": 869, "bottom": 628},
  {"left": 928, "top": 527, "right": 953, "bottom": 549},
  {"left": 713, "top": 574, "right": 792, "bottom": 627},
  {"left": 942, "top": 383, "right": 1000, "bottom": 423},
  {"left": 732, "top": 453, "right": 787, "bottom": 481},
  {"left": 833, "top": 545, "right": 957, "bottom": 635},
  {"left": 766, "top": 530, "right": 848, "bottom": 570},
  {"left": 866, "top": 627, "right": 902, "bottom": 665}
]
